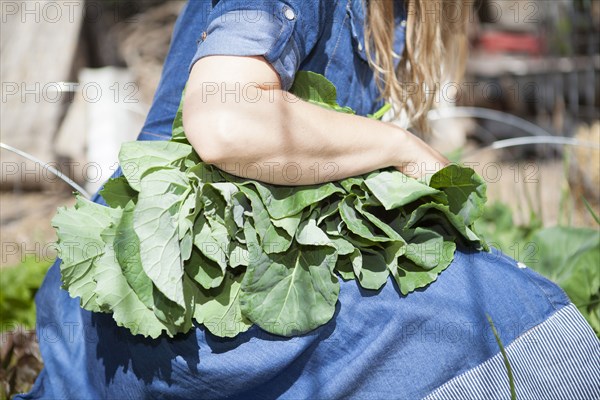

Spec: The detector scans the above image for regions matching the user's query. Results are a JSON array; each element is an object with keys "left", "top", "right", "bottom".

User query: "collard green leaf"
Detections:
[
  {"left": 364, "top": 169, "right": 441, "bottom": 210},
  {"left": 133, "top": 168, "right": 190, "bottom": 306},
  {"left": 335, "top": 250, "right": 358, "bottom": 280},
  {"left": 94, "top": 206, "right": 179, "bottom": 338},
  {"left": 193, "top": 272, "right": 252, "bottom": 338},
  {"left": 114, "top": 201, "right": 154, "bottom": 309},
  {"left": 119, "top": 141, "right": 192, "bottom": 190},
  {"left": 429, "top": 165, "right": 487, "bottom": 226},
  {"left": 244, "top": 180, "right": 344, "bottom": 220},
  {"left": 354, "top": 196, "right": 405, "bottom": 243},
  {"left": 340, "top": 176, "right": 367, "bottom": 194},
  {"left": 327, "top": 235, "right": 355, "bottom": 256},
  {"left": 178, "top": 185, "right": 201, "bottom": 262},
  {"left": 404, "top": 203, "right": 479, "bottom": 243},
  {"left": 99, "top": 176, "right": 137, "bottom": 208},
  {"left": 240, "top": 220, "right": 339, "bottom": 336},
  {"left": 52, "top": 196, "right": 120, "bottom": 312},
  {"left": 403, "top": 227, "right": 446, "bottom": 269},
  {"left": 296, "top": 212, "right": 336, "bottom": 248},
  {"left": 271, "top": 210, "right": 304, "bottom": 238},
  {"left": 193, "top": 214, "right": 228, "bottom": 273},
  {"left": 289, "top": 71, "right": 355, "bottom": 114},
  {"left": 390, "top": 241, "right": 457, "bottom": 295},
  {"left": 339, "top": 195, "right": 393, "bottom": 243},
  {"left": 202, "top": 182, "right": 239, "bottom": 238},
  {"left": 171, "top": 89, "right": 188, "bottom": 143},
  {"left": 316, "top": 198, "right": 341, "bottom": 225},
  {"left": 188, "top": 162, "right": 224, "bottom": 184},
  {"left": 186, "top": 246, "right": 225, "bottom": 290},
  {"left": 228, "top": 241, "right": 250, "bottom": 268},
  {"left": 354, "top": 248, "right": 389, "bottom": 290},
  {"left": 238, "top": 185, "right": 293, "bottom": 254}
]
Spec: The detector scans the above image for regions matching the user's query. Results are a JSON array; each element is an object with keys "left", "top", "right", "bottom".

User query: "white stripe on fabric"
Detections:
[{"left": 423, "top": 304, "right": 600, "bottom": 400}]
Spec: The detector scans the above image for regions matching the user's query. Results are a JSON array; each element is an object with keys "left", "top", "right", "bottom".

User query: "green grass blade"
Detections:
[
  {"left": 582, "top": 197, "right": 600, "bottom": 226},
  {"left": 486, "top": 314, "right": 517, "bottom": 400}
]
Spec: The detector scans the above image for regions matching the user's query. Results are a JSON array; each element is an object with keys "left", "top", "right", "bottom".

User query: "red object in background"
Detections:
[{"left": 479, "top": 31, "right": 544, "bottom": 56}]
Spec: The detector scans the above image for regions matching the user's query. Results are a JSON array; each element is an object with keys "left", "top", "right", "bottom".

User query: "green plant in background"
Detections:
[
  {"left": 475, "top": 202, "right": 600, "bottom": 336},
  {"left": 0, "top": 256, "right": 52, "bottom": 332},
  {"left": 0, "top": 257, "right": 50, "bottom": 398}
]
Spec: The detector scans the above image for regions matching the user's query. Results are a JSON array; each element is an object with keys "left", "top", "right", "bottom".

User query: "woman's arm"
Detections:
[{"left": 183, "top": 56, "right": 447, "bottom": 185}]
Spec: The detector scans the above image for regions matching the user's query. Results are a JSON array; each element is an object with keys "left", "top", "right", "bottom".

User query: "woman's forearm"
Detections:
[{"left": 183, "top": 56, "right": 447, "bottom": 185}]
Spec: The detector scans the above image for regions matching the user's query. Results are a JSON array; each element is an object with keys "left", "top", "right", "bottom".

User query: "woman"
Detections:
[{"left": 18, "top": 0, "right": 600, "bottom": 399}]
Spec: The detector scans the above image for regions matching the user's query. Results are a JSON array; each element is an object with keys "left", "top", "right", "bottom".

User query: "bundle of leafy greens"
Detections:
[{"left": 52, "top": 72, "right": 488, "bottom": 339}]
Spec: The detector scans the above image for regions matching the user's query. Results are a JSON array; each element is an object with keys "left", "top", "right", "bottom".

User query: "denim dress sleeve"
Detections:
[
  {"left": 16, "top": 1, "right": 600, "bottom": 399},
  {"left": 189, "top": 0, "right": 327, "bottom": 91}
]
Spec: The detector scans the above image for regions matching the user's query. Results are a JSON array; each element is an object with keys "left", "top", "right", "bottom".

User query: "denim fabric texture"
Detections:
[{"left": 17, "top": 1, "right": 599, "bottom": 399}]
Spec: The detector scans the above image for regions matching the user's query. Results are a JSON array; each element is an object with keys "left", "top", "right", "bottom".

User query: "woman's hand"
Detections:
[{"left": 392, "top": 127, "right": 450, "bottom": 180}]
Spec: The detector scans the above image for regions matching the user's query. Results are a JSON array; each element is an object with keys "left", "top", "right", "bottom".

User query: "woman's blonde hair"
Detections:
[{"left": 364, "top": 0, "right": 469, "bottom": 135}]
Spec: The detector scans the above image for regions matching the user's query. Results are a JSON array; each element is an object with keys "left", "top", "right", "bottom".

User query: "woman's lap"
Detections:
[{"left": 18, "top": 231, "right": 599, "bottom": 399}]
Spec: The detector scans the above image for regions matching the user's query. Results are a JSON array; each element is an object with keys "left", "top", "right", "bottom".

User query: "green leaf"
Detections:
[
  {"left": 404, "top": 203, "right": 480, "bottom": 244},
  {"left": 194, "top": 271, "right": 253, "bottom": 338},
  {"left": 99, "top": 176, "right": 137, "bottom": 208},
  {"left": 238, "top": 185, "right": 293, "bottom": 254},
  {"left": 228, "top": 241, "right": 250, "bottom": 268},
  {"left": 271, "top": 210, "right": 304, "bottom": 238},
  {"left": 295, "top": 212, "right": 335, "bottom": 248},
  {"left": 526, "top": 227, "right": 600, "bottom": 331},
  {"left": 186, "top": 246, "right": 225, "bottom": 290},
  {"left": 354, "top": 196, "right": 405, "bottom": 242},
  {"left": 171, "top": 88, "right": 188, "bottom": 142},
  {"left": 119, "top": 141, "right": 192, "bottom": 190},
  {"left": 354, "top": 248, "right": 389, "bottom": 290},
  {"left": 335, "top": 250, "right": 359, "bottom": 281},
  {"left": 364, "top": 169, "right": 441, "bottom": 210},
  {"left": 133, "top": 168, "right": 190, "bottom": 306},
  {"left": 289, "top": 71, "right": 355, "bottom": 114},
  {"left": 403, "top": 227, "right": 446, "bottom": 269},
  {"left": 240, "top": 220, "right": 340, "bottom": 336},
  {"left": 114, "top": 201, "right": 154, "bottom": 309},
  {"left": 193, "top": 214, "right": 228, "bottom": 275},
  {"left": 327, "top": 235, "right": 355, "bottom": 256},
  {"left": 94, "top": 206, "right": 180, "bottom": 338},
  {"left": 390, "top": 241, "right": 456, "bottom": 295},
  {"left": 244, "top": 180, "right": 344, "bottom": 220},
  {"left": 339, "top": 195, "right": 393, "bottom": 243},
  {"left": 429, "top": 165, "right": 487, "bottom": 226},
  {"left": 52, "top": 196, "right": 120, "bottom": 312},
  {"left": 187, "top": 162, "right": 224, "bottom": 184}
]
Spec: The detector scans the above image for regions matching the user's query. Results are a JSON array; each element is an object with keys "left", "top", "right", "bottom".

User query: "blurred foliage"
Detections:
[
  {"left": 0, "top": 330, "right": 43, "bottom": 400},
  {"left": 0, "top": 257, "right": 52, "bottom": 332},
  {"left": 0, "top": 257, "right": 50, "bottom": 398},
  {"left": 475, "top": 202, "right": 600, "bottom": 336}
]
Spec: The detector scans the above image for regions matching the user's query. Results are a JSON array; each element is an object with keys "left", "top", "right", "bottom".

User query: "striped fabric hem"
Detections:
[{"left": 423, "top": 304, "right": 600, "bottom": 400}]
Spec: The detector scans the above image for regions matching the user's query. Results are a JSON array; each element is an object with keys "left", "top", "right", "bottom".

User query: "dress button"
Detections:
[
  {"left": 400, "top": 20, "right": 407, "bottom": 27},
  {"left": 201, "top": 31, "right": 207, "bottom": 41},
  {"left": 283, "top": 7, "right": 295, "bottom": 20},
  {"left": 357, "top": 42, "right": 363, "bottom": 51}
]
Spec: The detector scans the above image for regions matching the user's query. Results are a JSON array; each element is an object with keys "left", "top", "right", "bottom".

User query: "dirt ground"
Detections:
[{"left": 1, "top": 191, "right": 74, "bottom": 268}]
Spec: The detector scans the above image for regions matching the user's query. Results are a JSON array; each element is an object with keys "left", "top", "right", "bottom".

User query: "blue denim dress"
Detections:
[{"left": 18, "top": 1, "right": 600, "bottom": 399}]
